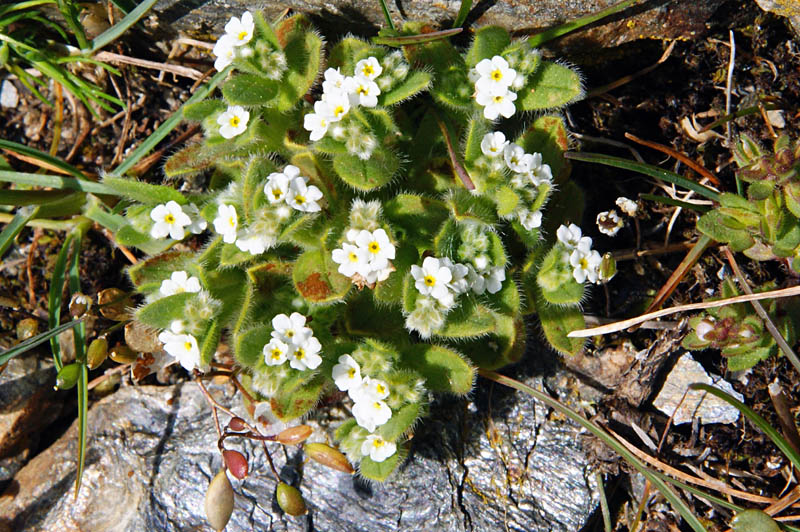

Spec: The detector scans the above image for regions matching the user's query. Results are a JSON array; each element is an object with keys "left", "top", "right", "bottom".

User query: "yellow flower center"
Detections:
[
  {"left": 372, "top": 438, "right": 385, "bottom": 448},
  {"left": 376, "top": 383, "right": 386, "bottom": 395},
  {"left": 372, "top": 401, "right": 382, "bottom": 410},
  {"left": 164, "top": 214, "right": 175, "bottom": 224},
  {"left": 238, "top": 30, "right": 248, "bottom": 41},
  {"left": 296, "top": 347, "right": 305, "bottom": 359},
  {"left": 229, "top": 116, "right": 240, "bottom": 128},
  {"left": 228, "top": 216, "right": 235, "bottom": 228},
  {"left": 333, "top": 105, "right": 345, "bottom": 118},
  {"left": 579, "top": 258, "right": 588, "bottom": 269},
  {"left": 368, "top": 241, "right": 380, "bottom": 254},
  {"left": 362, "top": 65, "right": 374, "bottom": 77},
  {"left": 357, "top": 85, "right": 368, "bottom": 95},
  {"left": 184, "top": 341, "right": 193, "bottom": 351},
  {"left": 348, "top": 367, "right": 356, "bottom": 378},
  {"left": 271, "top": 348, "right": 283, "bottom": 360},
  {"left": 348, "top": 251, "right": 359, "bottom": 263},
  {"left": 424, "top": 275, "right": 436, "bottom": 287},
  {"left": 272, "top": 188, "right": 282, "bottom": 199},
  {"left": 286, "top": 330, "right": 294, "bottom": 338},
  {"left": 492, "top": 94, "right": 503, "bottom": 103},
  {"left": 294, "top": 195, "right": 306, "bottom": 205},
  {"left": 491, "top": 69, "right": 503, "bottom": 81}
]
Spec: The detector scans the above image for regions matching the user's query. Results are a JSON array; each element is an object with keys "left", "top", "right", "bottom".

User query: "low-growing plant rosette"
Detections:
[{"left": 107, "top": 10, "right": 608, "bottom": 487}]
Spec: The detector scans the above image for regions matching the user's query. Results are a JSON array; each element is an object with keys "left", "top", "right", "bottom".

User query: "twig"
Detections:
[
  {"left": 100, "top": 227, "right": 137, "bottom": 264},
  {"left": 624, "top": 133, "right": 721, "bottom": 186},
  {"left": 87, "top": 363, "right": 130, "bottom": 390},
  {"left": 94, "top": 51, "right": 204, "bottom": 80},
  {"left": 723, "top": 247, "right": 800, "bottom": 375},
  {"left": 434, "top": 111, "right": 475, "bottom": 191},
  {"left": 643, "top": 235, "right": 714, "bottom": 315},
  {"left": 568, "top": 284, "right": 800, "bottom": 337},
  {"left": 571, "top": 132, "right": 645, "bottom": 163},
  {"left": 725, "top": 30, "right": 736, "bottom": 145},
  {"left": 175, "top": 37, "right": 215, "bottom": 50},
  {"left": 768, "top": 380, "right": 800, "bottom": 456},
  {"left": 26, "top": 228, "right": 42, "bottom": 307},
  {"left": 586, "top": 40, "right": 676, "bottom": 98}
]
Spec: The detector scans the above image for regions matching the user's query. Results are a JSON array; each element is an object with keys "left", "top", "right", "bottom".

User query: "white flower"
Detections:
[
  {"left": 235, "top": 230, "right": 273, "bottom": 255},
  {"left": 271, "top": 312, "right": 312, "bottom": 346},
  {"left": 150, "top": 201, "right": 192, "bottom": 240},
  {"left": 355, "top": 57, "right": 383, "bottom": 81},
  {"left": 263, "top": 338, "right": 290, "bottom": 366},
  {"left": 556, "top": 223, "right": 592, "bottom": 251},
  {"left": 289, "top": 335, "right": 322, "bottom": 371},
  {"left": 616, "top": 196, "right": 638, "bottom": 217},
  {"left": 474, "top": 56, "right": 517, "bottom": 93},
  {"left": 596, "top": 210, "right": 623, "bottom": 237},
  {"left": 213, "top": 204, "right": 238, "bottom": 244},
  {"left": 411, "top": 256, "right": 454, "bottom": 305},
  {"left": 527, "top": 153, "right": 553, "bottom": 185},
  {"left": 321, "top": 89, "right": 351, "bottom": 121},
  {"left": 570, "top": 248, "right": 602, "bottom": 284},
  {"left": 467, "top": 266, "right": 487, "bottom": 295},
  {"left": 331, "top": 354, "right": 362, "bottom": 392},
  {"left": 350, "top": 376, "right": 390, "bottom": 404},
  {"left": 322, "top": 67, "right": 347, "bottom": 94},
  {"left": 503, "top": 144, "right": 532, "bottom": 173},
  {"left": 264, "top": 172, "right": 291, "bottom": 204},
  {"left": 212, "top": 35, "right": 236, "bottom": 71},
  {"left": 485, "top": 266, "right": 506, "bottom": 294},
  {"left": 696, "top": 319, "right": 715, "bottom": 341},
  {"left": 303, "top": 101, "right": 332, "bottom": 141},
  {"left": 355, "top": 229, "right": 395, "bottom": 268},
  {"left": 517, "top": 208, "right": 542, "bottom": 231},
  {"left": 352, "top": 399, "right": 392, "bottom": 433},
  {"left": 439, "top": 257, "right": 470, "bottom": 295},
  {"left": 224, "top": 11, "right": 254, "bottom": 46},
  {"left": 345, "top": 76, "right": 381, "bottom": 108},
  {"left": 480, "top": 132, "right": 509, "bottom": 158},
  {"left": 361, "top": 434, "right": 397, "bottom": 462},
  {"left": 287, "top": 177, "right": 323, "bottom": 212},
  {"left": 476, "top": 86, "right": 517, "bottom": 120},
  {"left": 331, "top": 242, "right": 370, "bottom": 278},
  {"left": 159, "top": 271, "right": 201, "bottom": 297},
  {"left": 159, "top": 332, "right": 201, "bottom": 372},
  {"left": 184, "top": 204, "right": 208, "bottom": 234},
  {"left": 217, "top": 105, "right": 249, "bottom": 139}
]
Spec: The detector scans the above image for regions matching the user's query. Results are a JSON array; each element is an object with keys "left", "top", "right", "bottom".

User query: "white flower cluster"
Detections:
[
  {"left": 480, "top": 132, "right": 552, "bottom": 231},
  {"left": 212, "top": 11, "right": 254, "bottom": 71},
  {"left": 264, "top": 164, "right": 323, "bottom": 213},
  {"left": 472, "top": 56, "right": 523, "bottom": 120},
  {"left": 331, "top": 228, "right": 396, "bottom": 286},
  {"left": 556, "top": 224, "right": 603, "bottom": 284},
  {"left": 262, "top": 312, "right": 322, "bottom": 371},
  {"left": 331, "top": 354, "right": 396, "bottom": 462},
  {"left": 149, "top": 201, "right": 207, "bottom": 241}
]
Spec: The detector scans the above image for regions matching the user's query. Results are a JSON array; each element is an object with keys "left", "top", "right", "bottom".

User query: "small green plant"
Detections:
[{"left": 105, "top": 9, "right": 606, "bottom": 491}]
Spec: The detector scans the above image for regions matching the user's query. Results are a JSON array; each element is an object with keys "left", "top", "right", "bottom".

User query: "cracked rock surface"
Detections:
[{"left": 0, "top": 362, "right": 597, "bottom": 531}]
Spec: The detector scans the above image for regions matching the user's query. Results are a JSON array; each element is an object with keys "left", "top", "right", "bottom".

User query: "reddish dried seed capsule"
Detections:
[
  {"left": 228, "top": 417, "right": 247, "bottom": 431},
  {"left": 304, "top": 443, "right": 355, "bottom": 474},
  {"left": 276, "top": 425, "right": 313, "bottom": 446},
  {"left": 222, "top": 449, "right": 249, "bottom": 480}
]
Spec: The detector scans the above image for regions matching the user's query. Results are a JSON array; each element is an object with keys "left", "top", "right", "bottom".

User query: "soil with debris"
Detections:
[{"left": 2, "top": 0, "right": 800, "bottom": 530}]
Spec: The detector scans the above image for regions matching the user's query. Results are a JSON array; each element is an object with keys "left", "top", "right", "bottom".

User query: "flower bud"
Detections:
[
  {"left": 109, "top": 344, "right": 138, "bottom": 364},
  {"left": 276, "top": 425, "right": 313, "bottom": 446},
  {"left": 222, "top": 450, "right": 249, "bottom": 480},
  {"left": 69, "top": 293, "right": 91, "bottom": 318},
  {"left": 205, "top": 469, "right": 234, "bottom": 532},
  {"left": 228, "top": 417, "right": 248, "bottom": 431},
  {"left": 16, "top": 318, "right": 38, "bottom": 341},
  {"left": 97, "top": 288, "right": 131, "bottom": 321},
  {"left": 56, "top": 363, "right": 81, "bottom": 390},
  {"left": 304, "top": 442, "right": 354, "bottom": 474},
  {"left": 86, "top": 337, "right": 109, "bottom": 370},
  {"left": 276, "top": 483, "right": 307, "bottom": 516}
]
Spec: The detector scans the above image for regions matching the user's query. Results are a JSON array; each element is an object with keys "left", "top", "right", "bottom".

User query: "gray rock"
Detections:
[
  {"left": 0, "top": 368, "right": 597, "bottom": 531},
  {"left": 151, "top": 0, "right": 724, "bottom": 49}
]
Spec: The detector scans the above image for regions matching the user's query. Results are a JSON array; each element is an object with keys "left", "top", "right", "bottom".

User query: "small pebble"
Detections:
[{"left": 1, "top": 80, "right": 19, "bottom": 108}]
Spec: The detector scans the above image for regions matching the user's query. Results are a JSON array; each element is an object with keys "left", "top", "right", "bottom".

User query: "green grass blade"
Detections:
[
  {"left": 56, "top": 0, "right": 88, "bottom": 49},
  {"left": 565, "top": 151, "right": 721, "bottom": 202},
  {"left": 0, "top": 205, "right": 39, "bottom": 258},
  {"left": 0, "top": 138, "right": 87, "bottom": 179},
  {"left": 108, "top": 0, "right": 136, "bottom": 14},
  {"left": 48, "top": 232, "right": 75, "bottom": 372},
  {"left": 0, "top": 319, "right": 85, "bottom": 366},
  {"left": 528, "top": 0, "right": 640, "bottom": 47},
  {"left": 109, "top": 67, "right": 230, "bottom": 178},
  {"left": 452, "top": 0, "right": 472, "bottom": 29},
  {"left": 0, "top": 189, "right": 74, "bottom": 205},
  {"left": 0, "top": 0, "right": 55, "bottom": 16},
  {"left": 89, "top": 0, "right": 159, "bottom": 53},
  {"left": 377, "top": 0, "right": 395, "bottom": 30},
  {"left": 480, "top": 370, "right": 708, "bottom": 532},
  {"left": 691, "top": 384, "right": 800, "bottom": 472},
  {"left": 68, "top": 230, "right": 86, "bottom": 359},
  {"left": 8, "top": 64, "right": 52, "bottom": 106},
  {"left": 373, "top": 28, "right": 462, "bottom": 47},
  {"left": 84, "top": 197, "right": 125, "bottom": 231},
  {"left": 640, "top": 193, "right": 711, "bottom": 213},
  {"left": 0, "top": 170, "right": 118, "bottom": 195},
  {"left": 75, "top": 361, "right": 88, "bottom": 497}
]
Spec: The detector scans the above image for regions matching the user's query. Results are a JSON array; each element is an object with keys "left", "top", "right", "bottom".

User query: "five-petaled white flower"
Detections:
[
  {"left": 224, "top": 11, "right": 254, "bottom": 46},
  {"left": 556, "top": 223, "right": 592, "bottom": 251},
  {"left": 289, "top": 335, "right": 322, "bottom": 370},
  {"left": 596, "top": 210, "right": 623, "bottom": 237},
  {"left": 411, "top": 256, "right": 454, "bottom": 306},
  {"left": 331, "top": 242, "right": 370, "bottom": 277},
  {"left": 352, "top": 399, "right": 392, "bottom": 433},
  {"left": 303, "top": 100, "right": 332, "bottom": 142},
  {"left": 439, "top": 257, "right": 470, "bottom": 295},
  {"left": 159, "top": 331, "right": 202, "bottom": 372},
  {"left": 271, "top": 312, "right": 312, "bottom": 346},
  {"left": 518, "top": 208, "right": 543, "bottom": 231},
  {"left": 480, "top": 132, "right": 509, "bottom": 158},
  {"left": 235, "top": 230, "right": 273, "bottom": 255},
  {"left": 159, "top": 271, "right": 201, "bottom": 297},
  {"left": 263, "top": 338, "right": 290, "bottom": 366},
  {"left": 217, "top": 105, "right": 249, "bottom": 139},
  {"left": 361, "top": 434, "right": 397, "bottom": 462},
  {"left": 264, "top": 166, "right": 300, "bottom": 203},
  {"left": 286, "top": 177, "right": 323, "bottom": 212},
  {"left": 322, "top": 67, "right": 347, "bottom": 94},
  {"left": 474, "top": 56, "right": 517, "bottom": 94},
  {"left": 616, "top": 196, "right": 638, "bottom": 217},
  {"left": 150, "top": 201, "right": 192, "bottom": 240},
  {"left": 345, "top": 76, "right": 381, "bottom": 108},
  {"left": 476, "top": 87, "right": 517, "bottom": 120},
  {"left": 527, "top": 153, "right": 553, "bottom": 186},
  {"left": 355, "top": 57, "right": 383, "bottom": 81},
  {"left": 212, "top": 35, "right": 236, "bottom": 71},
  {"left": 331, "top": 354, "right": 362, "bottom": 392},
  {"left": 321, "top": 89, "right": 351, "bottom": 121},
  {"left": 503, "top": 144, "right": 532, "bottom": 174},
  {"left": 183, "top": 204, "right": 208, "bottom": 234},
  {"left": 213, "top": 204, "right": 238, "bottom": 244},
  {"left": 350, "top": 376, "right": 390, "bottom": 404},
  {"left": 355, "top": 229, "right": 395, "bottom": 267},
  {"left": 570, "top": 248, "right": 602, "bottom": 284}
]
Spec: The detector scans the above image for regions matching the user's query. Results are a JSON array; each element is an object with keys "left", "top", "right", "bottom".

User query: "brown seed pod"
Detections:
[
  {"left": 275, "top": 425, "right": 313, "bottom": 446},
  {"left": 276, "top": 482, "right": 307, "bottom": 516},
  {"left": 205, "top": 469, "right": 234, "bottom": 532},
  {"left": 109, "top": 344, "right": 138, "bottom": 364},
  {"left": 16, "top": 318, "right": 38, "bottom": 341},
  {"left": 304, "top": 442, "right": 354, "bottom": 474},
  {"left": 222, "top": 450, "right": 249, "bottom": 480},
  {"left": 86, "top": 337, "right": 109, "bottom": 370},
  {"left": 228, "top": 417, "right": 248, "bottom": 431}
]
